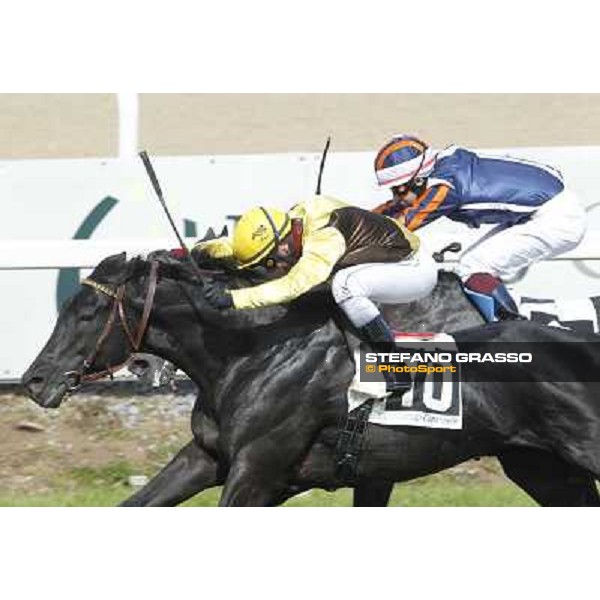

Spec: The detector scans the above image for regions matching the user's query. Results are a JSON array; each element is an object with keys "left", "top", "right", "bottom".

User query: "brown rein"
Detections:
[{"left": 64, "top": 261, "right": 159, "bottom": 389}]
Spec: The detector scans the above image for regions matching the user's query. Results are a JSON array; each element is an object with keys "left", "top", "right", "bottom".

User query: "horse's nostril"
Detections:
[
  {"left": 132, "top": 359, "right": 150, "bottom": 370},
  {"left": 128, "top": 358, "right": 151, "bottom": 378},
  {"left": 24, "top": 375, "right": 45, "bottom": 395}
]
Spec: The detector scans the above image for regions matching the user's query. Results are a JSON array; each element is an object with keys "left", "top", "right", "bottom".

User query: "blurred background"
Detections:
[{"left": 1, "top": 93, "right": 600, "bottom": 159}]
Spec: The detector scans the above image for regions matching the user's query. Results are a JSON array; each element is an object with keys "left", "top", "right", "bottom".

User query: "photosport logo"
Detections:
[
  {"left": 364, "top": 361, "right": 458, "bottom": 376},
  {"left": 357, "top": 339, "right": 600, "bottom": 383}
]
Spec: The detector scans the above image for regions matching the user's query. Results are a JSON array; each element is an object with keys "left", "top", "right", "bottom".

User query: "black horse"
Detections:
[{"left": 22, "top": 253, "right": 600, "bottom": 506}]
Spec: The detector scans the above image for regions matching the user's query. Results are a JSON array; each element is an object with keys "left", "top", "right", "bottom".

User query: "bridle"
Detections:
[{"left": 63, "top": 260, "right": 160, "bottom": 391}]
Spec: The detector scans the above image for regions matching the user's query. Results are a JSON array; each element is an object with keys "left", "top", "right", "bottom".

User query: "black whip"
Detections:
[
  {"left": 138, "top": 150, "right": 205, "bottom": 278},
  {"left": 315, "top": 136, "right": 331, "bottom": 194}
]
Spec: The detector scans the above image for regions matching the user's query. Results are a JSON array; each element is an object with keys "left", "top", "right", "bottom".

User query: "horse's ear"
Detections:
[
  {"left": 147, "top": 249, "right": 171, "bottom": 261},
  {"left": 197, "top": 225, "right": 228, "bottom": 243},
  {"left": 91, "top": 252, "right": 128, "bottom": 283},
  {"left": 123, "top": 255, "right": 147, "bottom": 283},
  {"left": 197, "top": 227, "right": 218, "bottom": 243}
]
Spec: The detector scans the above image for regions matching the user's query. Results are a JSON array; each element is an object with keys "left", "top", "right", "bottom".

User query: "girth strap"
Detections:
[{"left": 335, "top": 399, "right": 374, "bottom": 485}]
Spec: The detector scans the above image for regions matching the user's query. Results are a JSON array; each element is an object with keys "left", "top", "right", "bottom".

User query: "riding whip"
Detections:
[
  {"left": 138, "top": 150, "right": 204, "bottom": 279},
  {"left": 315, "top": 136, "right": 331, "bottom": 194}
]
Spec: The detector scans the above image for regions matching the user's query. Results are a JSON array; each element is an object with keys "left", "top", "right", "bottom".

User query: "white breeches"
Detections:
[
  {"left": 456, "top": 189, "right": 587, "bottom": 281},
  {"left": 331, "top": 246, "right": 438, "bottom": 328}
]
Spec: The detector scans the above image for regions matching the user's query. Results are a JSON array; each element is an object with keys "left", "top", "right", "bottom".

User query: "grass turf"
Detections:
[{"left": 0, "top": 471, "right": 536, "bottom": 507}]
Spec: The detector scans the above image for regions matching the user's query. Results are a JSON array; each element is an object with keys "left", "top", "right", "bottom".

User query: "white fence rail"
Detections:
[{"left": 0, "top": 238, "right": 198, "bottom": 270}]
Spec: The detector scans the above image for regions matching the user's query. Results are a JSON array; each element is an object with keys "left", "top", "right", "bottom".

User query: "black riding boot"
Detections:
[{"left": 359, "top": 315, "right": 412, "bottom": 395}]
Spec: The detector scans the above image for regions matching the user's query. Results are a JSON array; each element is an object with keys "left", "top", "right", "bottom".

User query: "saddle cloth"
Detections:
[
  {"left": 347, "top": 332, "right": 463, "bottom": 429},
  {"left": 518, "top": 296, "right": 600, "bottom": 334}
]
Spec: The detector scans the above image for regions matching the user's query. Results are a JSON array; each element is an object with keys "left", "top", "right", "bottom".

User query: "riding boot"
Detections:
[
  {"left": 358, "top": 315, "right": 412, "bottom": 395},
  {"left": 490, "top": 282, "right": 523, "bottom": 321},
  {"left": 464, "top": 273, "right": 523, "bottom": 322}
]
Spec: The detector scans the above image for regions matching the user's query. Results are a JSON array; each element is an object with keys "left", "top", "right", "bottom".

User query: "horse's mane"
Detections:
[
  {"left": 88, "top": 251, "right": 336, "bottom": 332},
  {"left": 90, "top": 251, "right": 258, "bottom": 286}
]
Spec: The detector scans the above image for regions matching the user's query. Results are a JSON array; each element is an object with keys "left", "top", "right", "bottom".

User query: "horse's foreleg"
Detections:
[
  {"left": 353, "top": 480, "right": 394, "bottom": 507},
  {"left": 498, "top": 448, "right": 600, "bottom": 507},
  {"left": 120, "top": 440, "right": 223, "bottom": 507},
  {"left": 219, "top": 436, "right": 302, "bottom": 507},
  {"left": 219, "top": 476, "right": 272, "bottom": 506}
]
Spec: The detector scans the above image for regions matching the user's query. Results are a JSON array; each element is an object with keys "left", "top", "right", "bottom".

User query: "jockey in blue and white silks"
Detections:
[{"left": 373, "top": 135, "right": 587, "bottom": 321}]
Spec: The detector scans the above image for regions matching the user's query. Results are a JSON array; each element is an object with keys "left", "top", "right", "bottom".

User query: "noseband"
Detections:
[{"left": 63, "top": 260, "right": 160, "bottom": 391}]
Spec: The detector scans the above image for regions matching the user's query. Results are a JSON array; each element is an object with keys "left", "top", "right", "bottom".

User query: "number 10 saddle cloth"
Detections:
[{"left": 347, "top": 332, "right": 463, "bottom": 429}]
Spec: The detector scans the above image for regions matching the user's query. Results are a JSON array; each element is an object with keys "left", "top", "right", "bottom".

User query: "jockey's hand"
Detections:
[{"left": 204, "top": 281, "right": 234, "bottom": 310}]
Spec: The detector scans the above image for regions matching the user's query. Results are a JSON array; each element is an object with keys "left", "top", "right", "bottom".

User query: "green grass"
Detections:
[
  {"left": 0, "top": 468, "right": 535, "bottom": 507},
  {"left": 282, "top": 475, "right": 535, "bottom": 507},
  {"left": 68, "top": 462, "right": 138, "bottom": 487}
]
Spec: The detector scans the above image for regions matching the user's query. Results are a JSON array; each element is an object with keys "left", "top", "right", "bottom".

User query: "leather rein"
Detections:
[{"left": 63, "top": 261, "right": 159, "bottom": 391}]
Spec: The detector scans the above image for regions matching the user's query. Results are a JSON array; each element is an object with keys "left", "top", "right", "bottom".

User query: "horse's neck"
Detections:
[
  {"left": 141, "top": 279, "right": 342, "bottom": 394},
  {"left": 142, "top": 269, "right": 476, "bottom": 373}
]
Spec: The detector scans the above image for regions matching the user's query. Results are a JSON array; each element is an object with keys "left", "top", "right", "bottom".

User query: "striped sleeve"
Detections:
[
  {"left": 372, "top": 198, "right": 404, "bottom": 219},
  {"left": 404, "top": 185, "right": 452, "bottom": 230}
]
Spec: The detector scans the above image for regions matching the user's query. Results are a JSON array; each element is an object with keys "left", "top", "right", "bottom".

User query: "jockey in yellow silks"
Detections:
[{"left": 195, "top": 195, "right": 438, "bottom": 395}]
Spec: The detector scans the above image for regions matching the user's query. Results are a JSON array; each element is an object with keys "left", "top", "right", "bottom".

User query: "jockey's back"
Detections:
[{"left": 427, "top": 146, "right": 565, "bottom": 227}]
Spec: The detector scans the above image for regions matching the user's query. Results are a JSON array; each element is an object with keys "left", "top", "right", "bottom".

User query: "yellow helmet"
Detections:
[{"left": 232, "top": 206, "right": 292, "bottom": 267}]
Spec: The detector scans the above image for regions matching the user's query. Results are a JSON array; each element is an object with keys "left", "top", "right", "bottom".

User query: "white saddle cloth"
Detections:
[{"left": 348, "top": 332, "right": 463, "bottom": 429}]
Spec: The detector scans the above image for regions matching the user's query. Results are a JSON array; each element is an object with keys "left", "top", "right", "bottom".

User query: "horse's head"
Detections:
[
  {"left": 21, "top": 240, "right": 341, "bottom": 409},
  {"left": 20, "top": 246, "right": 281, "bottom": 408},
  {"left": 21, "top": 252, "right": 158, "bottom": 408}
]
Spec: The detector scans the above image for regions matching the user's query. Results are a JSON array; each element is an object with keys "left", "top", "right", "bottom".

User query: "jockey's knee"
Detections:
[
  {"left": 456, "top": 258, "right": 496, "bottom": 282},
  {"left": 331, "top": 271, "right": 379, "bottom": 328},
  {"left": 331, "top": 270, "right": 366, "bottom": 304}
]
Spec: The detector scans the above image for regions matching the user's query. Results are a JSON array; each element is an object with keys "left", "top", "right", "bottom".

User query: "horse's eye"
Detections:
[{"left": 79, "top": 308, "right": 99, "bottom": 322}]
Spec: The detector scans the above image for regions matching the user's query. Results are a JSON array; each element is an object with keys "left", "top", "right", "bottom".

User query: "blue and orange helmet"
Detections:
[{"left": 374, "top": 134, "right": 436, "bottom": 189}]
